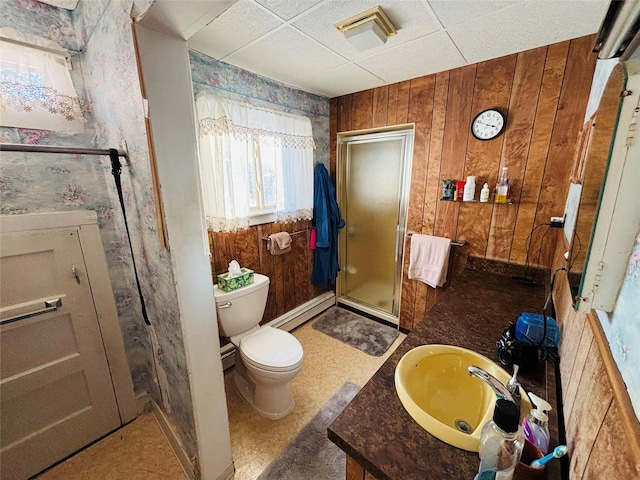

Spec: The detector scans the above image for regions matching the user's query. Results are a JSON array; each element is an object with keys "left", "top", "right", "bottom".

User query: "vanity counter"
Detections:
[{"left": 328, "top": 264, "right": 559, "bottom": 480}]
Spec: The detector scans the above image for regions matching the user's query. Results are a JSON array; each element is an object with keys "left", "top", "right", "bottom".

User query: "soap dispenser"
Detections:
[
  {"left": 522, "top": 392, "right": 551, "bottom": 454},
  {"left": 480, "top": 183, "right": 490, "bottom": 202},
  {"left": 475, "top": 399, "right": 525, "bottom": 480}
]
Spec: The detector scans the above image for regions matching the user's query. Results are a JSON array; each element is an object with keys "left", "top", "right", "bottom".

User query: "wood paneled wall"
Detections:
[
  {"left": 552, "top": 236, "right": 640, "bottom": 478},
  {"left": 330, "top": 35, "right": 596, "bottom": 330},
  {"left": 208, "top": 219, "right": 325, "bottom": 331}
]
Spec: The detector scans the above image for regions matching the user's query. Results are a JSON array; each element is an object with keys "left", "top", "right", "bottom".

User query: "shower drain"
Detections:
[{"left": 454, "top": 419, "right": 473, "bottom": 434}]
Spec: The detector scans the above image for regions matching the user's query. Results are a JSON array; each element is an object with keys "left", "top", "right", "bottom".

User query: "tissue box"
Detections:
[{"left": 217, "top": 268, "right": 254, "bottom": 292}]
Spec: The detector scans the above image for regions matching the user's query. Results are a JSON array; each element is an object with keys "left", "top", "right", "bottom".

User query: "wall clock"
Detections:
[{"left": 471, "top": 109, "right": 506, "bottom": 140}]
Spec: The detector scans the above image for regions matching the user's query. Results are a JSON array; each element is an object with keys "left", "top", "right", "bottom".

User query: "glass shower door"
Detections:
[{"left": 338, "top": 130, "right": 413, "bottom": 321}]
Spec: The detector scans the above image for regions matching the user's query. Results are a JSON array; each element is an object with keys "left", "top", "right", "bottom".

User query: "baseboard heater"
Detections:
[{"left": 220, "top": 291, "right": 335, "bottom": 370}]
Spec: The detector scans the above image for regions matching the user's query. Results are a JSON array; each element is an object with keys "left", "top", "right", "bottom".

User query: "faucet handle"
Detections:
[
  {"left": 507, "top": 365, "right": 519, "bottom": 390},
  {"left": 507, "top": 364, "right": 522, "bottom": 403}
]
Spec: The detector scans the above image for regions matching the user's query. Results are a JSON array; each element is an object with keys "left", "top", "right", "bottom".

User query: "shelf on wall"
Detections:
[{"left": 440, "top": 198, "right": 514, "bottom": 205}]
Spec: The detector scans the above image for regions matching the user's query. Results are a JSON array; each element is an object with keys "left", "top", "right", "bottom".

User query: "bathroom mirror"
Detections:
[{"left": 568, "top": 63, "right": 625, "bottom": 302}]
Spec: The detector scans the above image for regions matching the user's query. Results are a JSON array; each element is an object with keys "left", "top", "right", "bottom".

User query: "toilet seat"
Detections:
[{"left": 240, "top": 326, "right": 303, "bottom": 372}]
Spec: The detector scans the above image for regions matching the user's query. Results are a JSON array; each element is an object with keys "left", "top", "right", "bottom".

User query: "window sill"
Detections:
[{"left": 249, "top": 211, "right": 277, "bottom": 226}]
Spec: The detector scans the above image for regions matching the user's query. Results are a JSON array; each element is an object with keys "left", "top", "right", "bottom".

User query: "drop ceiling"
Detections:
[
  {"left": 161, "top": 0, "right": 610, "bottom": 99},
  {"left": 38, "top": 0, "right": 79, "bottom": 10}
]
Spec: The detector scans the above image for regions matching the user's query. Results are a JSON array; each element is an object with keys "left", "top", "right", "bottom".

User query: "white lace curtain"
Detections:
[
  {"left": 0, "top": 29, "right": 85, "bottom": 134},
  {"left": 196, "top": 93, "right": 314, "bottom": 232}
]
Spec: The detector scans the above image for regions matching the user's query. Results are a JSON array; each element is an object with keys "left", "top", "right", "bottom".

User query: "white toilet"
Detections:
[{"left": 214, "top": 273, "right": 303, "bottom": 419}]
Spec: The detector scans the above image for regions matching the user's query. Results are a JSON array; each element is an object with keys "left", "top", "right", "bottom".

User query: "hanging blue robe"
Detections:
[{"left": 311, "top": 163, "right": 344, "bottom": 287}]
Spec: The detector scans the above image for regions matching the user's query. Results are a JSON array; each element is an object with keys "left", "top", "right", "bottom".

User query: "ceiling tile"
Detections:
[
  {"left": 427, "top": 0, "right": 517, "bottom": 28},
  {"left": 356, "top": 30, "right": 466, "bottom": 84},
  {"left": 37, "top": 0, "right": 79, "bottom": 9},
  {"left": 187, "top": 0, "right": 283, "bottom": 59},
  {"left": 254, "top": 0, "right": 324, "bottom": 20},
  {"left": 224, "top": 26, "right": 345, "bottom": 92},
  {"left": 141, "top": 1, "right": 237, "bottom": 40},
  {"left": 447, "top": 0, "right": 608, "bottom": 65},
  {"left": 297, "top": 62, "right": 386, "bottom": 97},
  {"left": 292, "top": 0, "right": 441, "bottom": 61}
]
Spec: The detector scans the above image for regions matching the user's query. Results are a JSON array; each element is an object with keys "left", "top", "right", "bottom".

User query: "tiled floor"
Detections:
[
  {"left": 36, "top": 311, "right": 405, "bottom": 480},
  {"left": 227, "top": 315, "right": 405, "bottom": 479},
  {"left": 36, "top": 412, "right": 187, "bottom": 480}
]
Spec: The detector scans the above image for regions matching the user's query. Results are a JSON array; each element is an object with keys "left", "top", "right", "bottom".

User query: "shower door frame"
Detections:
[{"left": 336, "top": 126, "right": 414, "bottom": 325}]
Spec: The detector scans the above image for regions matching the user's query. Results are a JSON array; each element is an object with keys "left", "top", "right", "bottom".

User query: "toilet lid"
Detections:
[{"left": 240, "top": 327, "right": 303, "bottom": 371}]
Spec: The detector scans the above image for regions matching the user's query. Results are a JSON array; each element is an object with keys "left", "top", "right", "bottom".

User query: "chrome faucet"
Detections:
[{"left": 467, "top": 365, "right": 515, "bottom": 404}]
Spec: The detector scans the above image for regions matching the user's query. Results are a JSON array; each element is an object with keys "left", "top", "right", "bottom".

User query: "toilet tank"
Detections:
[{"left": 214, "top": 273, "right": 270, "bottom": 338}]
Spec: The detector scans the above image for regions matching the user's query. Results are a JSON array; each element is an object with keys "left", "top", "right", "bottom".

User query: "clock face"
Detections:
[{"left": 471, "top": 109, "right": 505, "bottom": 140}]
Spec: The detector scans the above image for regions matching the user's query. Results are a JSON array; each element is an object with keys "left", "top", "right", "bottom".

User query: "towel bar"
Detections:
[
  {"left": 405, "top": 232, "right": 465, "bottom": 247},
  {"left": 262, "top": 229, "right": 309, "bottom": 242}
]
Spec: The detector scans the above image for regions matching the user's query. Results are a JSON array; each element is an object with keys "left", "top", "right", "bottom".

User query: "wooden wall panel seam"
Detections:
[
  {"left": 564, "top": 324, "right": 593, "bottom": 423},
  {"left": 530, "top": 44, "right": 569, "bottom": 228},
  {"left": 491, "top": 50, "right": 544, "bottom": 262},
  {"left": 423, "top": 71, "right": 449, "bottom": 237},
  {"left": 407, "top": 76, "right": 436, "bottom": 325},
  {"left": 569, "top": 397, "right": 613, "bottom": 479},
  {"left": 510, "top": 42, "right": 569, "bottom": 266}
]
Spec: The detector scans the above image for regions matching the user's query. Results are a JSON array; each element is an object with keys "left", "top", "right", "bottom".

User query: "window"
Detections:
[
  {"left": 196, "top": 93, "right": 314, "bottom": 232},
  {"left": 0, "top": 28, "right": 85, "bottom": 133}
]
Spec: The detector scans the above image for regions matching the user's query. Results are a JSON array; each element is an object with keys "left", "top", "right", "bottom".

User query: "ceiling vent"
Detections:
[{"left": 335, "top": 6, "right": 397, "bottom": 51}]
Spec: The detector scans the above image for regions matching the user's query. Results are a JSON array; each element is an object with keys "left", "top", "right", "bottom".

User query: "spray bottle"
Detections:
[{"left": 521, "top": 392, "right": 551, "bottom": 454}]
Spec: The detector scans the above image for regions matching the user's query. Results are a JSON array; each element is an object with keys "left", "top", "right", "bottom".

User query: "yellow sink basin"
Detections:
[{"left": 394, "top": 344, "right": 530, "bottom": 452}]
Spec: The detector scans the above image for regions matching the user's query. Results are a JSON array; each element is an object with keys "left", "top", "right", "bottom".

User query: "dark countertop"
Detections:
[{"left": 328, "top": 263, "right": 559, "bottom": 480}]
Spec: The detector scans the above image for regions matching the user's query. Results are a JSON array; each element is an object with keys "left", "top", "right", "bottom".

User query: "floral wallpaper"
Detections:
[
  {"left": 189, "top": 49, "right": 330, "bottom": 169},
  {"left": 598, "top": 226, "right": 640, "bottom": 419},
  {"left": 0, "top": 0, "right": 81, "bottom": 50},
  {"left": 1, "top": 0, "right": 197, "bottom": 461}
]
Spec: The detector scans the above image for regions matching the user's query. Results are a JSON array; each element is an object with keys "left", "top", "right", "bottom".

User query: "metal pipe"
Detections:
[{"left": 0, "top": 143, "right": 128, "bottom": 159}]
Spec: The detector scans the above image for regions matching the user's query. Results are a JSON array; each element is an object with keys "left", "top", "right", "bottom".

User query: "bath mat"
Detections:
[
  {"left": 257, "top": 382, "right": 360, "bottom": 480},
  {"left": 312, "top": 307, "right": 400, "bottom": 356}
]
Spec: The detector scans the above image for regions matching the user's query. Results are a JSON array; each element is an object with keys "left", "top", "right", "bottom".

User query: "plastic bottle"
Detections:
[
  {"left": 463, "top": 176, "right": 476, "bottom": 201},
  {"left": 480, "top": 183, "right": 490, "bottom": 203},
  {"left": 521, "top": 392, "right": 551, "bottom": 454},
  {"left": 455, "top": 181, "right": 465, "bottom": 201},
  {"left": 495, "top": 167, "right": 509, "bottom": 203},
  {"left": 475, "top": 399, "right": 525, "bottom": 480}
]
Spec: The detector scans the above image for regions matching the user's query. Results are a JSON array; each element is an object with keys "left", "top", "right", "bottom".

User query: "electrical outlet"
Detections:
[{"left": 550, "top": 216, "right": 565, "bottom": 228}]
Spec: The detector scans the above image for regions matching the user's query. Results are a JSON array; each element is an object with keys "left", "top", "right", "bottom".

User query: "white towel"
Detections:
[
  {"left": 408, "top": 234, "right": 452, "bottom": 288},
  {"left": 268, "top": 232, "right": 292, "bottom": 255}
]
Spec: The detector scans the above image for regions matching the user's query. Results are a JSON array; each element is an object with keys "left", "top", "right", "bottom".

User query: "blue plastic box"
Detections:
[{"left": 515, "top": 312, "right": 560, "bottom": 348}]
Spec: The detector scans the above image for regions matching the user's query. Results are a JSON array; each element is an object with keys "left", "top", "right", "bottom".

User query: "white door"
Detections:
[{"left": 0, "top": 226, "right": 121, "bottom": 480}]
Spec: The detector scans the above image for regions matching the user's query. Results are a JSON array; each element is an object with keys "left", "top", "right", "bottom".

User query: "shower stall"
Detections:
[{"left": 336, "top": 127, "right": 414, "bottom": 325}]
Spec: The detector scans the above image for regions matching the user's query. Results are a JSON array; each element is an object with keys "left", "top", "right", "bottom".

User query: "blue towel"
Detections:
[{"left": 311, "top": 163, "right": 344, "bottom": 286}]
